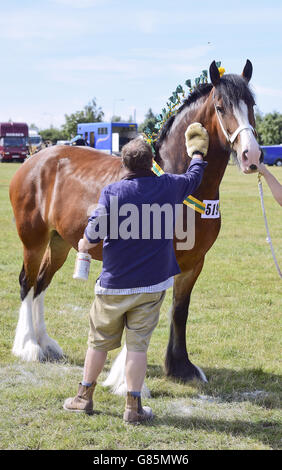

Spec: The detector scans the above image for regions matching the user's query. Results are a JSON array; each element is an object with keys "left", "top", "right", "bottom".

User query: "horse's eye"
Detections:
[{"left": 216, "top": 105, "right": 224, "bottom": 114}]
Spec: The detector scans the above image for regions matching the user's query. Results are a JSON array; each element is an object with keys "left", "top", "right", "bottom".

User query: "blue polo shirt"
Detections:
[{"left": 85, "top": 158, "right": 207, "bottom": 289}]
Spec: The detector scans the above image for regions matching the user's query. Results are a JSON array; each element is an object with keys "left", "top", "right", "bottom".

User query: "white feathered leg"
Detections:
[
  {"left": 194, "top": 364, "right": 208, "bottom": 383},
  {"left": 12, "top": 288, "right": 45, "bottom": 362},
  {"left": 32, "top": 290, "right": 63, "bottom": 361},
  {"left": 102, "top": 345, "right": 151, "bottom": 398}
]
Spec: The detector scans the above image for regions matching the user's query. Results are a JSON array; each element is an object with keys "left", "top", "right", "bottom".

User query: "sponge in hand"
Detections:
[{"left": 185, "top": 122, "right": 209, "bottom": 158}]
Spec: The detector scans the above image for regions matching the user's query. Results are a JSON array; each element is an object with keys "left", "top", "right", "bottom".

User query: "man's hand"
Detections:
[
  {"left": 257, "top": 162, "right": 282, "bottom": 206},
  {"left": 78, "top": 235, "right": 98, "bottom": 253},
  {"left": 257, "top": 162, "right": 267, "bottom": 175},
  {"left": 185, "top": 122, "right": 209, "bottom": 158}
]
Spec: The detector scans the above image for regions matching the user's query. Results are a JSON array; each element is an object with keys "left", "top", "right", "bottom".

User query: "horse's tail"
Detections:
[
  {"left": 102, "top": 345, "right": 151, "bottom": 398},
  {"left": 102, "top": 345, "right": 128, "bottom": 395}
]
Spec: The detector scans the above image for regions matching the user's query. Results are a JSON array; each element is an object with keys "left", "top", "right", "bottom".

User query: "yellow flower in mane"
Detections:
[{"left": 218, "top": 67, "right": 225, "bottom": 77}]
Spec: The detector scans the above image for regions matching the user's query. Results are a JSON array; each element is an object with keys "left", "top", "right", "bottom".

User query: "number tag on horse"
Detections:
[{"left": 201, "top": 200, "right": 220, "bottom": 219}]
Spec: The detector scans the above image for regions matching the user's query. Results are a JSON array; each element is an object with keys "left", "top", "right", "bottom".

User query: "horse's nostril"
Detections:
[
  {"left": 249, "top": 164, "right": 257, "bottom": 171},
  {"left": 242, "top": 149, "right": 248, "bottom": 161}
]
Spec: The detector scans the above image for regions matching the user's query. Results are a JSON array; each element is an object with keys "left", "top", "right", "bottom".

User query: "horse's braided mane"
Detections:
[
  {"left": 154, "top": 74, "right": 255, "bottom": 161},
  {"left": 154, "top": 83, "right": 213, "bottom": 157}
]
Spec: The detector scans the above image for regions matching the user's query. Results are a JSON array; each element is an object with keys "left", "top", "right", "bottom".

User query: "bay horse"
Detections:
[{"left": 9, "top": 61, "right": 261, "bottom": 387}]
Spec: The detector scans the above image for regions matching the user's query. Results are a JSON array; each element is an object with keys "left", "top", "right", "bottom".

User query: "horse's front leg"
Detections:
[{"left": 165, "top": 260, "right": 207, "bottom": 382}]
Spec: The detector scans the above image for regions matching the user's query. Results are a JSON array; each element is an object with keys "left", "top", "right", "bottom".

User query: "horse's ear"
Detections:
[
  {"left": 242, "top": 59, "right": 253, "bottom": 82},
  {"left": 209, "top": 60, "right": 221, "bottom": 87}
]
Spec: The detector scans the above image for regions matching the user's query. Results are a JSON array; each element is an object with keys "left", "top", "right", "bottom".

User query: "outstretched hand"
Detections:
[{"left": 257, "top": 162, "right": 267, "bottom": 175}]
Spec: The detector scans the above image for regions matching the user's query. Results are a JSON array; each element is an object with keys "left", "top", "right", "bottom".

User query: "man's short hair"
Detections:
[{"left": 121, "top": 137, "right": 154, "bottom": 171}]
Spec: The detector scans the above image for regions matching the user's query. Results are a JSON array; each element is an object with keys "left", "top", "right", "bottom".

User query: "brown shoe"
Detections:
[
  {"left": 63, "top": 382, "right": 96, "bottom": 415},
  {"left": 123, "top": 392, "right": 154, "bottom": 425}
]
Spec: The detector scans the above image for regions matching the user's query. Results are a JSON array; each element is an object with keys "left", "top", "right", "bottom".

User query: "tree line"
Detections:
[{"left": 36, "top": 98, "right": 282, "bottom": 146}]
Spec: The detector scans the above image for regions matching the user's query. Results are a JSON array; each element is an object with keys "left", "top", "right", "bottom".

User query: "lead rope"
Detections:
[{"left": 258, "top": 173, "right": 282, "bottom": 278}]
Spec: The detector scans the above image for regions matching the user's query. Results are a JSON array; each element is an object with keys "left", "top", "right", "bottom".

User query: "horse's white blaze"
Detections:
[
  {"left": 102, "top": 345, "right": 151, "bottom": 398},
  {"left": 233, "top": 101, "right": 261, "bottom": 172},
  {"left": 32, "top": 291, "right": 63, "bottom": 358},
  {"left": 13, "top": 288, "right": 44, "bottom": 362}
]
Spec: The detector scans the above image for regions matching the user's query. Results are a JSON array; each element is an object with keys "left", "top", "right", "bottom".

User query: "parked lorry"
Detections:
[
  {"left": 28, "top": 129, "right": 43, "bottom": 154},
  {"left": 0, "top": 122, "right": 29, "bottom": 162},
  {"left": 261, "top": 145, "right": 282, "bottom": 166},
  {"left": 77, "top": 122, "right": 138, "bottom": 154}
]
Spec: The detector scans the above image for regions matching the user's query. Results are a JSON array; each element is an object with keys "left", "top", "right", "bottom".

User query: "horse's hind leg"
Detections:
[
  {"left": 33, "top": 230, "right": 71, "bottom": 361},
  {"left": 13, "top": 243, "right": 48, "bottom": 362}
]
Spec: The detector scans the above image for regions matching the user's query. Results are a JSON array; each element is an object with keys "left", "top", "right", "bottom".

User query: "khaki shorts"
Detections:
[{"left": 88, "top": 291, "right": 166, "bottom": 353}]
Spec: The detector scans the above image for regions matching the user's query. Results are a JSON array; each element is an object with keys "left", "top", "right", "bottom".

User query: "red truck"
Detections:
[{"left": 0, "top": 122, "right": 29, "bottom": 162}]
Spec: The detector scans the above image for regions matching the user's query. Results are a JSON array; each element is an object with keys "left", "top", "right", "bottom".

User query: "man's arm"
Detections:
[
  {"left": 165, "top": 123, "right": 209, "bottom": 200},
  {"left": 78, "top": 189, "right": 109, "bottom": 252},
  {"left": 258, "top": 163, "right": 282, "bottom": 206},
  {"left": 78, "top": 235, "right": 99, "bottom": 253},
  {"left": 166, "top": 157, "right": 207, "bottom": 202}
]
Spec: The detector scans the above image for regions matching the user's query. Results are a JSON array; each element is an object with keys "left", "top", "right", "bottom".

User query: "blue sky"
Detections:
[{"left": 1, "top": 0, "right": 282, "bottom": 129}]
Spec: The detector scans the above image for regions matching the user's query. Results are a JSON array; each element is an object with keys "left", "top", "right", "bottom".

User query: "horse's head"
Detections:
[{"left": 209, "top": 60, "right": 261, "bottom": 174}]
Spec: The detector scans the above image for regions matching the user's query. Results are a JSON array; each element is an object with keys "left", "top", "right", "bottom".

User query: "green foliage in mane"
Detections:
[{"left": 143, "top": 64, "right": 223, "bottom": 150}]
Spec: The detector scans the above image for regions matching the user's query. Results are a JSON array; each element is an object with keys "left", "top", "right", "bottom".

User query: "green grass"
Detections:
[{"left": 0, "top": 162, "right": 281, "bottom": 450}]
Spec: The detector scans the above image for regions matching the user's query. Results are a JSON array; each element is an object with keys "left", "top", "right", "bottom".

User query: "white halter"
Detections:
[{"left": 214, "top": 103, "right": 255, "bottom": 145}]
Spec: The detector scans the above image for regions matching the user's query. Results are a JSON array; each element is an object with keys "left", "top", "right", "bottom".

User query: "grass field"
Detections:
[{"left": 0, "top": 162, "right": 281, "bottom": 450}]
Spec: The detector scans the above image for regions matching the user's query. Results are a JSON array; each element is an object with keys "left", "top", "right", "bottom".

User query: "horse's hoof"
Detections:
[
  {"left": 165, "top": 360, "right": 208, "bottom": 383},
  {"left": 40, "top": 336, "right": 64, "bottom": 362},
  {"left": 43, "top": 346, "right": 63, "bottom": 362},
  {"left": 12, "top": 340, "right": 45, "bottom": 362}
]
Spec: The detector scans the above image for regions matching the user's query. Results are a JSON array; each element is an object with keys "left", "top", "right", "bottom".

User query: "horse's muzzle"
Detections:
[{"left": 249, "top": 164, "right": 257, "bottom": 171}]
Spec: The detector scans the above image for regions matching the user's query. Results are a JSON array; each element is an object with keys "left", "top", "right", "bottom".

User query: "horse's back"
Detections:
[
  {"left": 9, "top": 146, "right": 125, "bottom": 248},
  {"left": 10, "top": 145, "right": 123, "bottom": 204},
  {"left": 10, "top": 146, "right": 121, "bottom": 187}
]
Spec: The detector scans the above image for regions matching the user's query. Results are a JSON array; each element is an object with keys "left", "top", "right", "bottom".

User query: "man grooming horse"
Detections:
[
  {"left": 10, "top": 61, "right": 261, "bottom": 380},
  {"left": 63, "top": 123, "right": 209, "bottom": 424}
]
